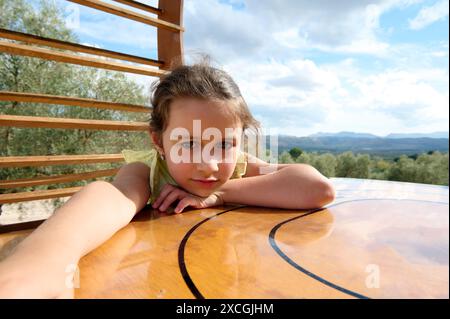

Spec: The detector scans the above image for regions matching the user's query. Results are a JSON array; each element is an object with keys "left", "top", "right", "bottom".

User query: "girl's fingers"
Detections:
[
  {"left": 152, "top": 184, "right": 175, "bottom": 208},
  {"left": 158, "top": 188, "right": 185, "bottom": 211},
  {"left": 174, "top": 197, "right": 196, "bottom": 214}
]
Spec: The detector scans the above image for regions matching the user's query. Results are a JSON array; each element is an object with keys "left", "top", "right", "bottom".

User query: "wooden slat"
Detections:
[
  {"left": 0, "top": 28, "right": 163, "bottom": 67},
  {"left": 68, "top": 0, "right": 184, "bottom": 32},
  {"left": 0, "top": 154, "right": 125, "bottom": 168},
  {"left": 112, "top": 0, "right": 161, "bottom": 15},
  {"left": 0, "top": 40, "right": 166, "bottom": 77},
  {"left": 0, "top": 168, "right": 119, "bottom": 188},
  {"left": 0, "top": 91, "right": 150, "bottom": 113},
  {"left": 0, "top": 114, "right": 149, "bottom": 131},
  {"left": 0, "top": 220, "right": 45, "bottom": 233},
  {"left": 158, "top": 0, "right": 184, "bottom": 70},
  {"left": 0, "top": 186, "right": 82, "bottom": 204}
]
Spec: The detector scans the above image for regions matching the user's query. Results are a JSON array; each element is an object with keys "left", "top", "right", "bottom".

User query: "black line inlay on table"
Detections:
[
  {"left": 178, "top": 205, "right": 248, "bottom": 299},
  {"left": 268, "top": 198, "right": 448, "bottom": 299}
]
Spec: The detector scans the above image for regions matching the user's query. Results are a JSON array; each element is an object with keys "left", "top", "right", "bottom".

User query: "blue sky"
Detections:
[{"left": 41, "top": 0, "right": 449, "bottom": 137}]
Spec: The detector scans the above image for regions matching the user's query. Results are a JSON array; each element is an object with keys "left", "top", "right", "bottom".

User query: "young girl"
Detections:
[{"left": 0, "top": 63, "right": 335, "bottom": 298}]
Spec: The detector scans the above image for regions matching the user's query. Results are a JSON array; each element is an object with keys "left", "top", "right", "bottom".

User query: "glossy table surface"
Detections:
[{"left": 0, "top": 178, "right": 448, "bottom": 298}]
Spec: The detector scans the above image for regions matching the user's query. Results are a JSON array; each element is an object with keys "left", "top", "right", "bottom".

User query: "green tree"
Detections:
[
  {"left": 387, "top": 155, "right": 416, "bottom": 182},
  {"left": 295, "top": 152, "right": 313, "bottom": 165},
  {"left": 387, "top": 152, "right": 448, "bottom": 185},
  {"left": 336, "top": 152, "right": 356, "bottom": 177},
  {"left": 279, "top": 151, "right": 295, "bottom": 164},
  {"left": 294, "top": 152, "right": 336, "bottom": 177},
  {"left": 288, "top": 147, "right": 303, "bottom": 160},
  {"left": 279, "top": 148, "right": 448, "bottom": 185},
  {"left": 413, "top": 152, "right": 448, "bottom": 185},
  {"left": 336, "top": 152, "right": 370, "bottom": 178},
  {"left": 313, "top": 153, "right": 337, "bottom": 177},
  {"left": 369, "top": 156, "right": 391, "bottom": 180},
  {"left": 354, "top": 154, "right": 370, "bottom": 178}
]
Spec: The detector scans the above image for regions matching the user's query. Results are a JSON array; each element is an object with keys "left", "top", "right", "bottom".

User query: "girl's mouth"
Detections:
[{"left": 191, "top": 179, "right": 219, "bottom": 187}]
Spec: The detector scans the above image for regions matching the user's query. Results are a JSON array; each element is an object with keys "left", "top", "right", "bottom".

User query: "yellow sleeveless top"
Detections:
[{"left": 121, "top": 147, "right": 247, "bottom": 205}]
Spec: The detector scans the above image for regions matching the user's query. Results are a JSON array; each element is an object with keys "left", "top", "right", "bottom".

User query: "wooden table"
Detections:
[{"left": 1, "top": 178, "right": 448, "bottom": 298}]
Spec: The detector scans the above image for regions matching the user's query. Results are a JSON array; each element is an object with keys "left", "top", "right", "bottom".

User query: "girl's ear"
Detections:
[{"left": 150, "top": 131, "right": 164, "bottom": 154}]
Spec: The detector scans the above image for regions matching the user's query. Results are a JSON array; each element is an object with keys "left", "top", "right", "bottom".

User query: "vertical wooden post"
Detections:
[{"left": 158, "top": 0, "right": 184, "bottom": 70}]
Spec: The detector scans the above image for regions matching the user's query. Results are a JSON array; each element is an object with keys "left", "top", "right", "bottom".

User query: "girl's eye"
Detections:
[
  {"left": 220, "top": 141, "right": 234, "bottom": 150},
  {"left": 181, "top": 141, "right": 199, "bottom": 149}
]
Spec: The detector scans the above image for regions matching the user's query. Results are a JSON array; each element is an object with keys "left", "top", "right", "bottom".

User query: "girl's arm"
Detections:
[
  {"left": 218, "top": 154, "right": 335, "bottom": 209},
  {"left": 0, "top": 162, "right": 150, "bottom": 298},
  {"left": 152, "top": 153, "right": 335, "bottom": 214}
]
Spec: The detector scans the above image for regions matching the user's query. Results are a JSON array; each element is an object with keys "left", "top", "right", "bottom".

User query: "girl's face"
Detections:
[{"left": 152, "top": 97, "right": 243, "bottom": 198}]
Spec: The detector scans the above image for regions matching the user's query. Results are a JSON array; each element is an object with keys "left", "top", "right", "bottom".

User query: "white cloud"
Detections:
[
  {"left": 409, "top": 0, "right": 449, "bottom": 30},
  {"left": 161, "top": 0, "right": 450, "bottom": 135},
  {"left": 321, "top": 67, "right": 449, "bottom": 135},
  {"left": 61, "top": 0, "right": 449, "bottom": 136},
  {"left": 243, "top": 0, "right": 419, "bottom": 55},
  {"left": 351, "top": 69, "right": 448, "bottom": 118},
  {"left": 224, "top": 56, "right": 449, "bottom": 136},
  {"left": 183, "top": 0, "right": 394, "bottom": 60},
  {"left": 224, "top": 58, "right": 341, "bottom": 114},
  {"left": 431, "top": 50, "right": 448, "bottom": 57},
  {"left": 267, "top": 59, "right": 340, "bottom": 91},
  {"left": 299, "top": 4, "right": 387, "bottom": 54},
  {"left": 183, "top": 0, "right": 264, "bottom": 63},
  {"left": 183, "top": 0, "right": 432, "bottom": 59}
]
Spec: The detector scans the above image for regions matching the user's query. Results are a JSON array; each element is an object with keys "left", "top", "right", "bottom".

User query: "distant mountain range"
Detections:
[
  {"left": 385, "top": 132, "right": 449, "bottom": 139},
  {"left": 308, "top": 131, "right": 449, "bottom": 139},
  {"left": 264, "top": 131, "right": 449, "bottom": 159}
]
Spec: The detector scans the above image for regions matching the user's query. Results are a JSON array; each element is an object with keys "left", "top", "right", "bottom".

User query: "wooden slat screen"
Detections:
[
  {"left": 0, "top": 0, "right": 184, "bottom": 212},
  {"left": 0, "top": 40, "right": 166, "bottom": 76},
  {"left": 0, "top": 28, "right": 164, "bottom": 67},
  {"left": 0, "top": 91, "right": 152, "bottom": 113}
]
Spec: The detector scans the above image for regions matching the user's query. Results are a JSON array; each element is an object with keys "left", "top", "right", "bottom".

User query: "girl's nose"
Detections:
[{"left": 196, "top": 159, "right": 219, "bottom": 175}]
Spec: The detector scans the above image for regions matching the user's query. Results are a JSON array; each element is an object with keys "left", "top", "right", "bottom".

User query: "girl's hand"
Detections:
[{"left": 152, "top": 184, "right": 224, "bottom": 214}]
